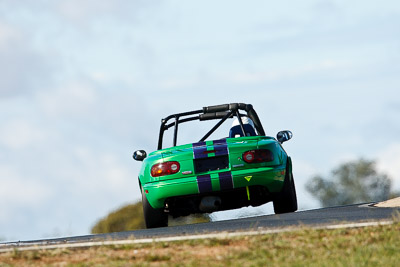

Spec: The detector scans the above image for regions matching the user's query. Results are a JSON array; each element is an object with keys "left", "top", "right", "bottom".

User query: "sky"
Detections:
[{"left": 1, "top": 0, "right": 400, "bottom": 241}]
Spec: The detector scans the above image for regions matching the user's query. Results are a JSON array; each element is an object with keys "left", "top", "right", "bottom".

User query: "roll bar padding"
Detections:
[
  {"left": 199, "top": 111, "right": 232, "bottom": 121},
  {"left": 202, "top": 103, "right": 251, "bottom": 113},
  {"left": 158, "top": 103, "right": 265, "bottom": 149}
]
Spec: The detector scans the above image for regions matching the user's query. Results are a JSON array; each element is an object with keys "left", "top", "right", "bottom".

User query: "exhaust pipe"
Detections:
[{"left": 199, "top": 196, "right": 222, "bottom": 212}]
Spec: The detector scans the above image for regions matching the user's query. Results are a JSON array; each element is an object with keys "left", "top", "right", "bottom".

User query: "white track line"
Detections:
[{"left": 0, "top": 220, "right": 393, "bottom": 253}]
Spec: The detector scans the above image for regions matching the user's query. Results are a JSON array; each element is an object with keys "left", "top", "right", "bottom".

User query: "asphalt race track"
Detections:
[{"left": 1, "top": 202, "right": 399, "bottom": 251}]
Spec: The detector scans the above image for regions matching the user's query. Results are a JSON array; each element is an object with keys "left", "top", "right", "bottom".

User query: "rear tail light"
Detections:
[
  {"left": 242, "top": 149, "right": 274, "bottom": 163},
  {"left": 151, "top": 161, "right": 180, "bottom": 177}
]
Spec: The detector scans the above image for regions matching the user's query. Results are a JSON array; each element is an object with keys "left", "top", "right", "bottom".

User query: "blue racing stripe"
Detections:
[
  {"left": 193, "top": 141, "right": 207, "bottom": 159},
  {"left": 213, "top": 139, "right": 228, "bottom": 157},
  {"left": 197, "top": 174, "right": 212, "bottom": 193},
  {"left": 218, "top": 171, "right": 233, "bottom": 191}
]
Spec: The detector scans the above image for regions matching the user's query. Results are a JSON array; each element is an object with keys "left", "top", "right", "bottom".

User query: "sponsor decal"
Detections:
[{"left": 244, "top": 176, "right": 252, "bottom": 182}]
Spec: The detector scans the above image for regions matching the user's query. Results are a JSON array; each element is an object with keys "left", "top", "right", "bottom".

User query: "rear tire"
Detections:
[
  {"left": 273, "top": 162, "right": 298, "bottom": 214},
  {"left": 142, "top": 188, "right": 168, "bottom": 228}
]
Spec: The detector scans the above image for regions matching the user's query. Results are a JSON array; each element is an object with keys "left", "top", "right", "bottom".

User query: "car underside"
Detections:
[{"left": 165, "top": 185, "right": 274, "bottom": 217}]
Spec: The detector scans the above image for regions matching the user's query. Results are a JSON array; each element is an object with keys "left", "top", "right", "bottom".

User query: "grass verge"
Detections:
[{"left": 1, "top": 222, "right": 399, "bottom": 266}]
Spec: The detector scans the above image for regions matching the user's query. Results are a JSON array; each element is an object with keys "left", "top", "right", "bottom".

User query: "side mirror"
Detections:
[
  {"left": 133, "top": 150, "right": 147, "bottom": 161},
  {"left": 277, "top": 130, "right": 293, "bottom": 143}
]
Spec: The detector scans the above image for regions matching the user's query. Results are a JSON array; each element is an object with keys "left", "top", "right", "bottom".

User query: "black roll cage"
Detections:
[{"left": 157, "top": 103, "right": 265, "bottom": 150}]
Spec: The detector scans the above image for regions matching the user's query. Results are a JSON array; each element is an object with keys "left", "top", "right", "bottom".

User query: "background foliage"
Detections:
[
  {"left": 91, "top": 202, "right": 210, "bottom": 233},
  {"left": 91, "top": 202, "right": 145, "bottom": 234},
  {"left": 306, "top": 158, "right": 398, "bottom": 207}
]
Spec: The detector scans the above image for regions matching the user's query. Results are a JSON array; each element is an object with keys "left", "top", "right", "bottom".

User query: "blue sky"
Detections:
[{"left": 1, "top": 0, "right": 400, "bottom": 241}]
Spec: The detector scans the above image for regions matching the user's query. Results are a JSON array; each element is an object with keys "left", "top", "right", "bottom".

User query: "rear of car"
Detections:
[
  {"left": 139, "top": 136, "right": 288, "bottom": 217},
  {"left": 133, "top": 103, "right": 297, "bottom": 228}
]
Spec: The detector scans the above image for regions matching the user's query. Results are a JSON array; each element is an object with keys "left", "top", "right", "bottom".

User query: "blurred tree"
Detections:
[
  {"left": 91, "top": 202, "right": 145, "bottom": 234},
  {"left": 91, "top": 201, "right": 210, "bottom": 234},
  {"left": 306, "top": 158, "right": 397, "bottom": 207}
]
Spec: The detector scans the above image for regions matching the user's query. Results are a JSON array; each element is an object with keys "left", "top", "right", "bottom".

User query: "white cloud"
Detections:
[
  {"left": 54, "top": 0, "right": 155, "bottom": 26},
  {"left": 0, "top": 119, "right": 48, "bottom": 149},
  {"left": 57, "top": 0, "right": 114, "bottom": 22},
  {"left": 291, "top": 159, "right": 321, "bottom": 210},
  {"left": 377, "top": 143, "right": 400, "bottom": 191},
  {"left": 69, "top": 146, "right": 137, "bottom": 193},
  {"left": 0, "top": 22, "right": 52, "bottom": 98},
  {"left": 0, "top": 23, "right": 21, "bottom": 49},
  {"left": 36, "top": 81, "right": 97, "bottom": 118},
  {"left": 0, "top": 166, "right": 53, "bottom": 223}
]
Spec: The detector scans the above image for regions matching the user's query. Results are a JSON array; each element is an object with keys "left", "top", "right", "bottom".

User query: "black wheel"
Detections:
[
  {"left": 273, "top": 161, "right": 298, "bottom": 214},
  {"left": 142, "top": 188, "right": 168, "bottom": 228}
]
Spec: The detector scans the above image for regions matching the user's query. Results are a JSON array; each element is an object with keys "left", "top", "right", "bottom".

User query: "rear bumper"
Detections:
[{"left": 142, "top": 166, "right": 286, "bottom": 209}]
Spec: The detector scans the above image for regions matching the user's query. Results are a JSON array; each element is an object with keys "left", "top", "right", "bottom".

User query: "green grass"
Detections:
[{"left": 1, "top": 222, "right": 399, "bottom": 266}]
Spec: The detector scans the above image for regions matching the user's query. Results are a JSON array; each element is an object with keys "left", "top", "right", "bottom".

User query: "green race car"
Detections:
[{"left": 133, "top": 103, "right": 297, "bottom": 228}]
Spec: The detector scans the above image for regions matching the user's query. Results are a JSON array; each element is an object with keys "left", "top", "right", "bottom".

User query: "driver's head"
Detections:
[
  {"left": 231, "top": 117, "right": 255, "bottom": 128},
  {"left": 229, "top": 117, "right": 256, "bottom": 138}
]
